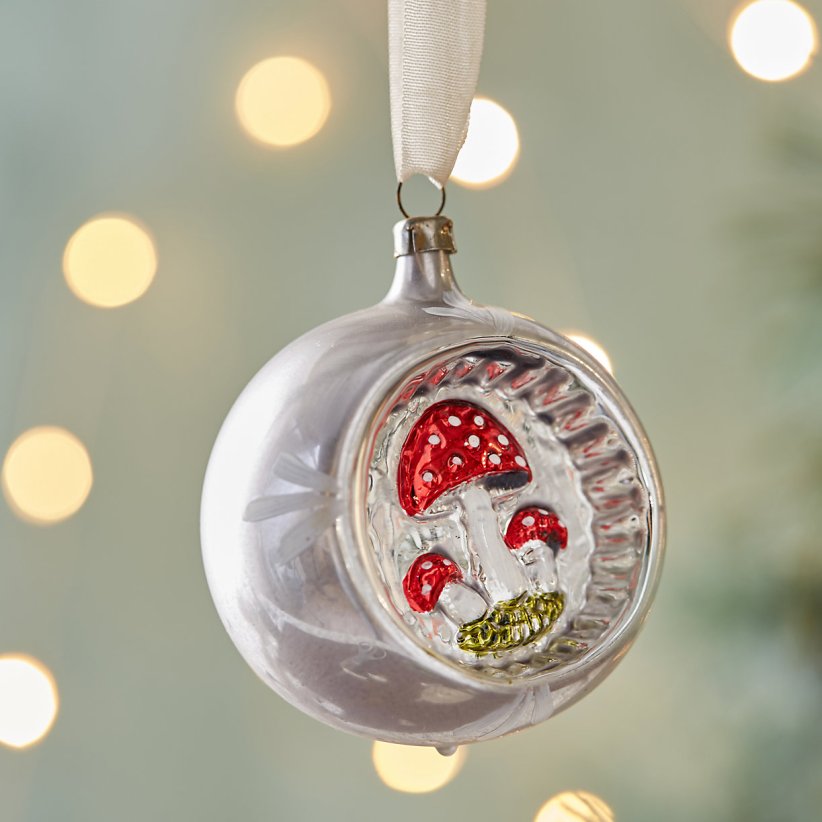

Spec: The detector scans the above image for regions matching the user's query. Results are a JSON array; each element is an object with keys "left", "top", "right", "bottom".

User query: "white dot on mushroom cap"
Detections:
[
  {"left": 451, "top": 456, "right": 463, "bottom": 466},
  {"left": 522, "top": 516, "right": 535, "bottom": 527},
  {"left": 428, "top": 434, "right": 441, "bottom": 446},
  {"left": 442, "top": 559, "right": 451, "bottom": 566},
  {"left": 498, "top": 434, "right": 509, "bottom": 446},
  {"left": 488, "top": 453, "right": 501, "bottom": 466},
  {"left": 421, "top": 584, "right": 432, "bottom": 596},
  {"left": 467, "top": 435, "right": 480, "bottom": 448},
  {"left": 448, "top": 415, "right": 461, "bottom": 427},
  {"left": 422, "top": 471, "right": 434, "bottom": 483},
  {"left": 421, "top": 561, "right": 433, "bottom": 570},
  {"left": 474, "top": 415, "right": 484, "bottom": 426},
  {"left": 515, "top": 456, "right": 527, "bottom": 467}
]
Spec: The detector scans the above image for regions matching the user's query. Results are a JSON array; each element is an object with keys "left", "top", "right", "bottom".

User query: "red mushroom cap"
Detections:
[
  {"left": 398, "top": 401, "right": 531, "bottom": 516},
  {"left": 402, "top": 552, "right": 463, "bottom": 613},
  {"left": 504, "top": 507, "right": 568, "bottom": 553}
]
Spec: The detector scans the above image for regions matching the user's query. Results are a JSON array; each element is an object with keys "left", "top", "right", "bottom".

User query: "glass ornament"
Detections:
[{"left": 201, "top": 216, "right": 665, "bottom": 748}]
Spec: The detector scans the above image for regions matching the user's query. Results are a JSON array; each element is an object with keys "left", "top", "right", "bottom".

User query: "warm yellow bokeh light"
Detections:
[
  {"left": 535, "top": 791, "right": 615, "bottom": 822},
  {"left": 63, "top": 215, "right": 157, "bottom": 308},
  {"left": 451, "top": 96, "right": 520, "bottom": 188},
  {"left": 730, "top": 0, "right": 818, "bottom": 81},
  {"left": 566, "top": 332, "right": 614, "bottom": 375},
  {"left": 0, "top": 655, "right": 59, "bottom": 749},
  {"left": 236, "top": 56, "right": 331, "bottom": 147},
  {"left": 372, "top": 742, "right": 466, "bottom": 793},
  {"left": 2, "top": 427, "right": 93, "bottom": 524}
]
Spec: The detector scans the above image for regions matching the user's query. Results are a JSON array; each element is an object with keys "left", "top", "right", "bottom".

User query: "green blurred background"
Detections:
[{"left": 2, "top": 0, "right": 822, "bottom": 819}]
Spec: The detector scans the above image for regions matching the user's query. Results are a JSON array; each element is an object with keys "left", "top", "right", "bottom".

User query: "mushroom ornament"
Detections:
[
  {"left": 201, "top": 216, "right": 665, "bottom": 748},
  {"left": 397, "top": 400, "right": 567, "bottom": 654}
]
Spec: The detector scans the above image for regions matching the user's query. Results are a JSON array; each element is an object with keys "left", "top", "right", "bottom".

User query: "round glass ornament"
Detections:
[{"left": 201, "top": 216, "right": 665, "bottom": 748}]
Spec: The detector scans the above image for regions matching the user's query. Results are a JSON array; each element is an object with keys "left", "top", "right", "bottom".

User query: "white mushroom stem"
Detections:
[
  {"left": 459, "top": 483, "right": 531, "bottom": 603},
  {"left": 437, "top": 579, "right": 488, "bottom": 625},
  {"left": 518, "top": 541, "right": 559, "bottom": 590}
]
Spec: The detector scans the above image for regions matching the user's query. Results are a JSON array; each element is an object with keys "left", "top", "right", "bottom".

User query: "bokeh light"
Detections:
[
  {"left": 451, "top": 96, "right": 520, "bottom": 188},
  {"left": 566, "top": 332, "right": 614, "bottom": 375},
  {"left": 0, "top": 655, "right": 59, "bottom": 749},
  {"left": 372, "top": 742, "right": 466, "bottom": 793},
  {"left": 63, "top": 215, "right": 157, "bottom": 308},
  {"left": 2, "top": 426, "right": 93, "bottom": 524},
  {"left": 730, "top": 0, "right": 818, "bottom": 82},
  {"left": 535, "top": 791, "right": 615, "bottom": 822},
  {"left": 236, "top": 56, "right": 331, "bottom": 147}
]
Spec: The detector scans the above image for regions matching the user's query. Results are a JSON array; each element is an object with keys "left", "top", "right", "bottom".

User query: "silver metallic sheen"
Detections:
[{"left": 200, "top": 217, "right": 665, "bottom": 747}]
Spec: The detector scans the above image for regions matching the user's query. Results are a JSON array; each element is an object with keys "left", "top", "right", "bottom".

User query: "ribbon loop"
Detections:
[{"left": 389, "top": 0, "right": 487, "bottom": 187}]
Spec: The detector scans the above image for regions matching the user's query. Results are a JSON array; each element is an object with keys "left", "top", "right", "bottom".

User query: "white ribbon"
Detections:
[{"left": 389, "top": 0, "right": 487, "bottom": 187}]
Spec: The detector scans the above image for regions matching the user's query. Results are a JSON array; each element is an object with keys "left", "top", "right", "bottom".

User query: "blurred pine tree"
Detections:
[{"left": 710, "top": 114, "right": 822, "bottom": 821}]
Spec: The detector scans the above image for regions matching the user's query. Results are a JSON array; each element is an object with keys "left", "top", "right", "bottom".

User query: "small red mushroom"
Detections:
[
  {"left": 504, "top": 507, "right": 568, "bottom": 554},
  {"left": 402, "top": 551, "right": 487, "bottom": 625},
  {"left": 403, "top": 552, "right": 462, "bottom": 613}
]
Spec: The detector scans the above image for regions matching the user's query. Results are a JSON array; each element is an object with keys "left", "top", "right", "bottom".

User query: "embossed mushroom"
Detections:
[
  {"left": 402, "top": 551, "right": 487, "bottom": 625},
  {"left": 504, "top": 507, "right": 568, "bottom": 553},
  {"left": 398, "top": 401, "right": 534, "bottom": 603},
  {"left": 504, "top": 506, "right": 568, "bottom": 586}
]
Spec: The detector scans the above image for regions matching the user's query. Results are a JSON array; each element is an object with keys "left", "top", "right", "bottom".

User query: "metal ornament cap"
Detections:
[
  {"left": 201, "top": 215, "right": 665, "bottom": 748},
  {"left": 393, "top": 215, "right": 455, "bottom": 257}
]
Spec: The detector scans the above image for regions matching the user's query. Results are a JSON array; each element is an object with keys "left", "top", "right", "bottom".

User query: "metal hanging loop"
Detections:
[{"left": 396, "top": 180, "right": 447, "bottom": 219}]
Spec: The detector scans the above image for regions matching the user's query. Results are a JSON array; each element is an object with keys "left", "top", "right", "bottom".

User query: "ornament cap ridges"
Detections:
[{"left": 393, "top": 216, "right": 456, "bottom": 258}]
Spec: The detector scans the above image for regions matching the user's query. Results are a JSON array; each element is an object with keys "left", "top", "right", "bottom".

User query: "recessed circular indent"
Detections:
[{"left": 365, "top": 342, "right": 652, "bottom": 681}]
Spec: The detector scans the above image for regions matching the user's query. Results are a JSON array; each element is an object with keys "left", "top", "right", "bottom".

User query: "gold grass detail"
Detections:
[{"left": 457, "top": 591, "right": 565, "bottom": 656}]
